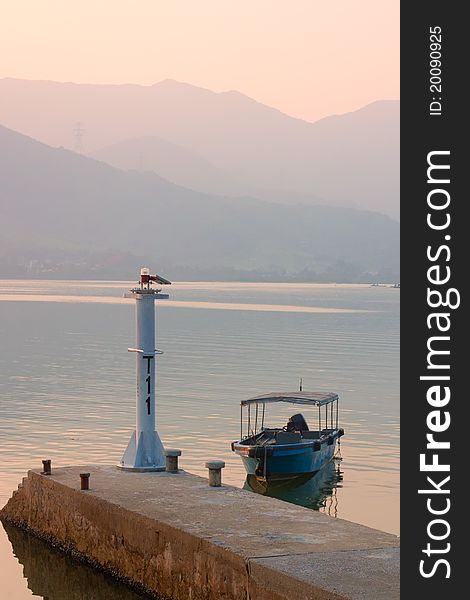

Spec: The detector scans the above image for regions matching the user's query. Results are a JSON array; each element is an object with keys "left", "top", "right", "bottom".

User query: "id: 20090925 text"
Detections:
[{"left": 429, "top": 26, "right": 443, "bottom": 116}]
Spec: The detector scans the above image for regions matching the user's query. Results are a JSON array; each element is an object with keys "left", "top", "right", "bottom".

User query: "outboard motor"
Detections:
[{"left": 286, "top": 413, "right": 309, "bottom": 432}]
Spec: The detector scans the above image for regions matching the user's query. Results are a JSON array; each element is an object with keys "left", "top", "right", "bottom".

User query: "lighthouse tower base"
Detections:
[{"left": 118, "top": 430, "right": 166, "bottom": 472}]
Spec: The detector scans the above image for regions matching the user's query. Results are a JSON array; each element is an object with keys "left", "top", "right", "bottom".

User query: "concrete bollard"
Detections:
[
  {"left": 41, "top": 460, "right": 51, "bottom": 475},
  {"left": 80, "top": 473, "right": 90, "bottom": 490},
  {"left": 205, "top": 460, "right": 225, "bottom": 487},
  {"left": 165, "top": 449, "right": 182, "bottom": 473}
]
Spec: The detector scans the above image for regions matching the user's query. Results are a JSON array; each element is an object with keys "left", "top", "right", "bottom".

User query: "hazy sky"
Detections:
[{"left": 1, "top": 0, "right": 399, "bottom": 122}]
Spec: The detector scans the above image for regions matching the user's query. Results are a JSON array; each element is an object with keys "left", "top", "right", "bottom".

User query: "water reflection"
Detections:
[
  {"left": 243, "top": 459, "right": 343, "bottom": 517},
  {"left": 0, "top": 293, "right": 368, "bottom": 314},
  {"left": 2, "top": 522, "right": 150, "bottom": 600}
]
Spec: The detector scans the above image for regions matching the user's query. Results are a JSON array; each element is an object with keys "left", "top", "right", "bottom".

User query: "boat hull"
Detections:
[{"left": 236, "top": 436, "right": 338, "bottom": 481}]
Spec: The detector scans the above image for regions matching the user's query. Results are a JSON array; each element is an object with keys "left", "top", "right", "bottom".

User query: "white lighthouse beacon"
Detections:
[{"left": 119, "top": 267, "right": 171, "bottom": 471}]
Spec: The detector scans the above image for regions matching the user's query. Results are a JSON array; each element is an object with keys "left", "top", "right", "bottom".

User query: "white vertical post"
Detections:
[
  {"left": 118, "top": 267, "right": 170, "bottom": 471},
  {"left": 136, "top": 294, "right": 156, "bottom": 436}
]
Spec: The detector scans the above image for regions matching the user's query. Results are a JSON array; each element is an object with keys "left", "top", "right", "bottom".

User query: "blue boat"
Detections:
[{"left": 231, "top": 391, "right": 344, "bottom": 481}]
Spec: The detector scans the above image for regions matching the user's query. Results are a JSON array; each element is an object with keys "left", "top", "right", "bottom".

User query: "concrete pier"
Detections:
[{"left": 1, "top": 466, "right": 399, "bottom": 600}]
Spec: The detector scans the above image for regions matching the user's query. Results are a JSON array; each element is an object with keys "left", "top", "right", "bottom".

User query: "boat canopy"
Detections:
[{"left": 241, "top": 391, "right": 338, "bottom": 407}]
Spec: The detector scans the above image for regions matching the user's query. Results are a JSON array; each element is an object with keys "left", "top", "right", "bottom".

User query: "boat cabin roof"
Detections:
[{"left": 241, "top": 391, "right": 339, "bottom": 407}]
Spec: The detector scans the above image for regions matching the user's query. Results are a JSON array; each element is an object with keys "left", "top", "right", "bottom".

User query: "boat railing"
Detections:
[
  {"left": 301, "top": 431, "right": 321, "bottom": 439},
  {"left": 240, "top": 392, "right": 340, "bottom": 439}
]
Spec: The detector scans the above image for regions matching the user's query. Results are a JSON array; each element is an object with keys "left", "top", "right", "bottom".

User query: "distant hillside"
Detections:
[
  {"left": 90, "top": 136, "right": 247, "bottom": 197},
  {"left": 0, "top": 125, "right": 399, "bottom": 282},
  {"left": 0, "top": 78, "right": 399, "bottom": 218}
]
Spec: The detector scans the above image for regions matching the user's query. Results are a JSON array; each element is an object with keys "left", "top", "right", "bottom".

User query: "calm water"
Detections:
[{"left": 0, "top": 280, "right": 399, "bottom": 598}]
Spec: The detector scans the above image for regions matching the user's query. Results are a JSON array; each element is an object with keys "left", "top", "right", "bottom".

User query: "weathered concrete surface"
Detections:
[
  {"left": 250, "top": 548, "right": 400, "bottom": 600},
  {"left": 1, "top": 466, "right": 399, "bottom": 600}
]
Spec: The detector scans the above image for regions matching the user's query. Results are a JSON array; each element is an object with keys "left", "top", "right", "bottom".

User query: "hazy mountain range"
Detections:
[
  {"left": 0, "top": 124, "right": 399, "bottom": 281},
  {"left": 0, "top": 78, "right": 399, "bottom": 219}
]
